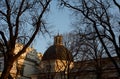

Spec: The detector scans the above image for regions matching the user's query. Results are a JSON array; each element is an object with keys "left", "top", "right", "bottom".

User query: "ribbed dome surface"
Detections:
[{"left": 42, "top": 45, "right": 73, "bottom": 61}]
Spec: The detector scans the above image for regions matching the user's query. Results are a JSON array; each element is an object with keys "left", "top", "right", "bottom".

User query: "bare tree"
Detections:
[
  {"left": 113, "top": 0, "right": 120, "bottom": 11},
  {"left": 0, "top": 0, "right": 51, "bottom": 78},
  {"left": 63, "top": 25, "right": 118, "bottom": 79},
  {"left": 60, "top": 0, "right": 120, "bottom": 75}
]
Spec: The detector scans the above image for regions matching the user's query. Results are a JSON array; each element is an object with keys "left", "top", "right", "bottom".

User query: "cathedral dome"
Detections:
[{"left": 42, "top": 35, "right": 73, "bottom": 61}]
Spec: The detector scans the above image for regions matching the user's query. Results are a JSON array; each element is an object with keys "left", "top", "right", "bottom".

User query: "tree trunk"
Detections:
[
  {"left": 8, "top": 74, "right": 13, "bottom": 79},
  {"left": 0, "top": 59, "right": 14, "bottom": 79},
  {"left": 96, "top": 71, "right": 102, "bottom": 79}
]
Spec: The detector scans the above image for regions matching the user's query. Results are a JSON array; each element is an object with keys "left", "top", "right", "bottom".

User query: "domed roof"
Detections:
[
  {"left": 42, "top": 45, "right": 73, "bottom": 61},
  {"left": 42, "top": 35, "right": 73, "bottom": 61}
]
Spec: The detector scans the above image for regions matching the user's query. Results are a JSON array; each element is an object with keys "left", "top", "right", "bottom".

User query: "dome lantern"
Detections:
[{"left": 54, "top": 34, "right": 63, "bottom": 45}]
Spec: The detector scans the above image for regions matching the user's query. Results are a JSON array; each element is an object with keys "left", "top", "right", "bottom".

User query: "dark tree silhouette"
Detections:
[
  {"left": 0, "top": 0, "right": 51, "bottom": 79},
  {"left": 60, "top": 0, "right": 120, "bottom": 76},
  {"left": 63, "top": 28, "right": 108, "bottom": 79}
]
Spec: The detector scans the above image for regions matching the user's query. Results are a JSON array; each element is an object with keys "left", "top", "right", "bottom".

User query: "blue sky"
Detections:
[{"left": 33, "top": 1, "right": 72, "bottom": 53}]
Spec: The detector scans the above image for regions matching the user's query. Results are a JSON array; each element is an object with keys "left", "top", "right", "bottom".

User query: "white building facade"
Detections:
[{"left": 0, "top": 44, "right": 42, "bottom": 79}]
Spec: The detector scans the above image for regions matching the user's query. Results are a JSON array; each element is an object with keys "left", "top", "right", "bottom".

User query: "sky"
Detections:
[
  {"left": 33, "top": 1, "right": 72, "bottom": 53},
  {"left": 32, "top": 0, "right": 120, "bottom": 54}
]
